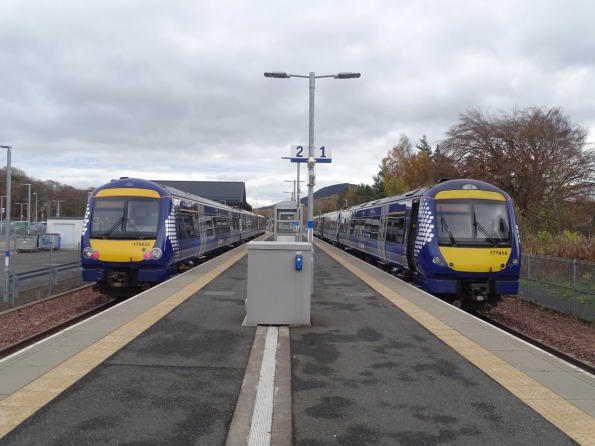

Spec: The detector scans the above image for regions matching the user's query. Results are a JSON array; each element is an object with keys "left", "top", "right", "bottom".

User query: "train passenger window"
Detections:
[
  {"left": 385, "top": 221, "right": 395, "bottom": 243},
  {"left": 204, "top": 216, "right": 215, "bottom": 237},
  {"left": 216, "top": 217, "right": 231, "bottom": 234},
  {"left": 370, "top": 217, "right": 380, "bottom": 240},
  {"left": 178, "top": 213, "right": 197, "bottom": 239},
  {"left": 396, "top": 217, "right": 405, "bottom": 243}
]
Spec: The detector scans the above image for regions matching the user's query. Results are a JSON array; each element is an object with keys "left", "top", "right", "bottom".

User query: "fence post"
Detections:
[
  {"left": 11, "top": 242, "right": 16, "bottom": 307},
  {"left": 527, "top": 254, "right": 531, "bottom": 300},
  {"left": 573, "top": 259, "right": 577, "bottom": 318},
  {"left": 49, "top": 245, "right": 53, "bottom": 295}
]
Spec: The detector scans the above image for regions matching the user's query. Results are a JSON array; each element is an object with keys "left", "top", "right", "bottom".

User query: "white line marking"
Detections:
[{"left": 248, "top": 326, "right": 278, "bottom": 446}]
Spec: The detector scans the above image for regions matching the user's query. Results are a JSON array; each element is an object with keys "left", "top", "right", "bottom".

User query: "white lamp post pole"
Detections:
[
  {"left": 1, "top": 145, "right": 12, "bottom": 302},
  {"left": 265, "top": 71, "right": 360, "bottom": 242}
]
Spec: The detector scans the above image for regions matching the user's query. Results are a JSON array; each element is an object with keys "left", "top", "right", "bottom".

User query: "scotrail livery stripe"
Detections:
[
  {"left": 434, "top": 190, "right": 506, "bottom": 201},
  {"left": 95, "top": 188, "right": 162, "bottom": 198}
]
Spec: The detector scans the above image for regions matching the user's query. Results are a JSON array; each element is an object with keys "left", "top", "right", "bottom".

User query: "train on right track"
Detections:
[{"left": 313, "top": 178, "right": 521, "bottom": 310}]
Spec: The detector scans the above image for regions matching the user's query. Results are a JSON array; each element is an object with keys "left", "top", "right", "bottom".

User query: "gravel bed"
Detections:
[
  {"left": 0, "top": 287, "right": 114, "bottom": 349},
  {"left": 1, "top": 290, "right": 594, "bottom": 369}
]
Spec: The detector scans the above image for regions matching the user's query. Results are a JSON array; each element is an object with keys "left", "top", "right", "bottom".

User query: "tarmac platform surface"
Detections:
[{"left": 0, "top": 233, "right": 594, "bottom": 445}]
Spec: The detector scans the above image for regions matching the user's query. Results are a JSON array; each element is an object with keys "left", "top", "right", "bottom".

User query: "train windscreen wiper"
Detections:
[
  {"left": 102, "top": 217, "right": 145, "bottom": 239},
  {"left": 473, "top": 212, "right": 498, "bottom": 247},
  {"left": 102, "top": 217, "right": 124, "bottom": 239},
  {"left": 439, "top": 209, "right": 457, "bottom": 246},
  {"left": 125, "top": 219, "right": 145, "bottom": 239}
]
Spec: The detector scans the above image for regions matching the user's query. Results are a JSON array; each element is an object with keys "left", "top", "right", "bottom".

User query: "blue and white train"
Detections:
[
  {"left": 81, "top": 178, "right": 265, "bottom": 296},
  {"left": 314, "top": 179, "right": 521, "bottom": 308}
]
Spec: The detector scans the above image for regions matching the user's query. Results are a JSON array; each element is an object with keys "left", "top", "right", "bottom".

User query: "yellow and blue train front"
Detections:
[
  {"left": 414, "top": 189, "right": 521, "bottom": 298},
  {"left": 80, "top": 181, "right": 177, "bottom": 289}
]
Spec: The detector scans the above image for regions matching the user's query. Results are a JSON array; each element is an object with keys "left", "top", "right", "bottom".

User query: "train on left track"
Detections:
[{"left": 81, "top": 178, "right": 265, "bottom": 296}]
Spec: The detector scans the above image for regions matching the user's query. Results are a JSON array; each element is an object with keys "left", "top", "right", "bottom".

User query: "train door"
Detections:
[
  {"left": 378, "top": 205, "right": 389, "bottom": 263},
  {"left": 197, "top": 204, "right": 207, "bottom": 257},
  {"left": 406, "top": 201, "right": 419, "bottom": 274},
  {"left": 343, "top": 212, "right": 352, "bottom": 246}
]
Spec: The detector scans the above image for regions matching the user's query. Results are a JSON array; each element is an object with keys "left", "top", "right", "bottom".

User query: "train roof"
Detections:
[
  {"left": 341, "top": 179, "right": 511, "bottom": 212},
  {"left": 93, "top": 178, "right": 241, "bottom": 212}
]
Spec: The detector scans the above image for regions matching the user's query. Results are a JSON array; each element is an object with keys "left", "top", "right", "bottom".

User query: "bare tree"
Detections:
[{"left": 441, "top": 106, "right": 595, "bottom": 232}]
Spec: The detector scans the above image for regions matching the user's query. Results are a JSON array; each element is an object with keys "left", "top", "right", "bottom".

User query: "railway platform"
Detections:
[{"left": 0, "top": 233, "right": 594, "bottom": 445}]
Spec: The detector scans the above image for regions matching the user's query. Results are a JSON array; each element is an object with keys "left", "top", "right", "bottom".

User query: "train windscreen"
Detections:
[
  {"left": 90, "top": 197, "right": 160, "bottom": 239},
  {"left": 435, "top": 199, "right": 511, "bottom": 246}
]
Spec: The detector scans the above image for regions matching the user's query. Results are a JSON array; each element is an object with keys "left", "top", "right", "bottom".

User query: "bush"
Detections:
[{"left": 522, "top": 233, "right": 595, "bottom": 262}]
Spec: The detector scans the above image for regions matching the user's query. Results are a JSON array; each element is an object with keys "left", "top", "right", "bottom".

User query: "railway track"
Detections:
[{"left": 0, "top": 298, "right": 121, "bottom": 360}]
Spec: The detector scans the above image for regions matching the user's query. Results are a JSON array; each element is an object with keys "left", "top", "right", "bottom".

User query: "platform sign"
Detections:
[{"left": 290, "top": 145, "right": 332, "bottom": 163}]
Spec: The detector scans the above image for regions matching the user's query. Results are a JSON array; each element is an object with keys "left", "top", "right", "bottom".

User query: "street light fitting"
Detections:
[
  {"left": 334, "top": 72, "right": 361, "bottom": 79},
  {"left": 264, "top": 72, "right": 290, "bottom": 78},
  {"left": 265, "top": 69, "right": 360, "bottom": 243}
]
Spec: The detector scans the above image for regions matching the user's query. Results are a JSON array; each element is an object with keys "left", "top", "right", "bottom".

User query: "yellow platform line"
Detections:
[
  {"left": 314, "top": 239, "right": 595, "bottom": 446},
  {"left": 0, "top": 249, "right": 248, "bottom": 439}
]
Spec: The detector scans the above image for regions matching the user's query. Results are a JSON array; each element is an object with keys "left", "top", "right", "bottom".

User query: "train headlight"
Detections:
[
  {"left": 143, "top": 248, "right": 162, "bottom": 260},
  {"left": 83, "top": 247, "right": 99, "bottom": 259},
  {"left": 432, "top": 256, "right": 447, "bottom": 267},
  {"left": 511, "top": 258, "right": 519, "bottom": 265}
]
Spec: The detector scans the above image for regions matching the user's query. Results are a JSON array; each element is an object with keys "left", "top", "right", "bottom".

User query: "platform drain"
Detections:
[
  {"left": 204, "top": 291, "right": 234, "bottom": 296},
  {"left": 344, "top": 292, "right": 374, "bottom": 297}
]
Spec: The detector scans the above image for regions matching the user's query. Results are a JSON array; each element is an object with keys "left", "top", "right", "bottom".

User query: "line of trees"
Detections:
[
  {"left": 0, "top": 167, "right": 93, "bottom": 221},
  {"left": 318, "top": 106, "right": 595, "bottom": 236}
]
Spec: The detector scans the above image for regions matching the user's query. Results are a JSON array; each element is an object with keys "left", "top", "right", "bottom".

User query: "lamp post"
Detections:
[
  {"left": 1, "top": 145, "right": 12, "bottom": 303},
  {"left": 21, "top": 183, "right": 31, "bottom": 226},
  {"left": 0, "top": 195, "right": 5, "bottom": 235},
  {"left": 265, "top": 71, "right": 360, "bottom": 242},
  {"left": 284, "top": 180, "right": 297, "bottom": 203},
  {"left": 33, "top": 192, "right": 37, "bottom": 222},
  {"left": 15, "top": 203, "right": 24, "bottom": 220},
  {"left": 52, "top": 200, "right": 65, "bottom": 217}
]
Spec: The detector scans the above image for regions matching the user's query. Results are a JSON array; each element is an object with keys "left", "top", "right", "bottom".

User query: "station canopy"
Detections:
[{"left": 151, "top": 180, "right": 252, "bottom": 211}]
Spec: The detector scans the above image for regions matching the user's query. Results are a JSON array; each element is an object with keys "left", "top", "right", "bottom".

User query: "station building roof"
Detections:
[{"left": 151, "top": 180, "right": 252, "bottom": 211}]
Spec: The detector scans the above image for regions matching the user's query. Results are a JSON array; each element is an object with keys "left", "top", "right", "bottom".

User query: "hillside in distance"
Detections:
[{"left": 299, "top": 183, "right": 357, "bottom": 205}]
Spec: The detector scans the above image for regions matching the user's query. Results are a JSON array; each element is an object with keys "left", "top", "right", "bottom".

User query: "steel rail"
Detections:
[{"left": 0, "top": 299, "right": 120, "bottom": 360}]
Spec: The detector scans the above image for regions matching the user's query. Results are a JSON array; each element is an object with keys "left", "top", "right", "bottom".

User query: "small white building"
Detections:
[{"left": 47, "top": 217, "right": 84, "bottom": 250}]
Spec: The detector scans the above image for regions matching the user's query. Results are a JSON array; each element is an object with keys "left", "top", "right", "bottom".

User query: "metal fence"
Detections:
[
  {"left": 0, "top": 242, "right": 83, "bottom": 312},
  {"left": 519, "top": 254, "right": 595, "bottom": 322}
]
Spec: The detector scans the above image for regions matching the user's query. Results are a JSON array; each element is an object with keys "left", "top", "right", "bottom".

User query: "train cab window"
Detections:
[
  {"left": 90, "top": 197, "right": 159, "bottom": 239},
  {"left": 435, "top": 200, "right": 511, "bottom": 246}
]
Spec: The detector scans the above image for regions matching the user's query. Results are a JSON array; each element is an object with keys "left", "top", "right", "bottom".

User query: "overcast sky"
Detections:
[{"left": 1, "top": 0, "right": 594, "bottom": 207}]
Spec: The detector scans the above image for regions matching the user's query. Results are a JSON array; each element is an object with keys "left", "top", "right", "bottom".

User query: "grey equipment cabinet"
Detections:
[{"left": 246, "top": 241, "right": 312, "bottom": 325}]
